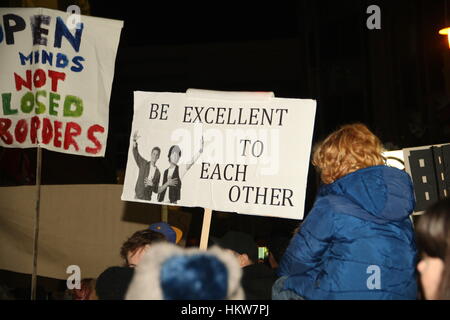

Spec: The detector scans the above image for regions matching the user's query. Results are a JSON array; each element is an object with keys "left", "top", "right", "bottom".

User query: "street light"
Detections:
[{"left": 439, "top": 27, "right": 450, "bottom": 48}]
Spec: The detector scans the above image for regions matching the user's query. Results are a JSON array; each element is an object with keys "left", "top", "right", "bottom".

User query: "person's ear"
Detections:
[{"left": 239, "top": 253, "right": 252, "bottom": 267}]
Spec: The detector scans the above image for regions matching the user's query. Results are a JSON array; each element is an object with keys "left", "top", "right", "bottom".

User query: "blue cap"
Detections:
[{"left": 149, "top": 222, "right": 182, "bottom": 244}]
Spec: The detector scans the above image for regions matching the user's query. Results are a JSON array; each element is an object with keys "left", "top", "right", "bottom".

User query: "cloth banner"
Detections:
[{"left": 0, "top": 7, "right": 123, "bottom": 156}]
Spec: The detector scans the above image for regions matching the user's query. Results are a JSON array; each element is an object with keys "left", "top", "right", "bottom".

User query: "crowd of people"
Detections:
[{"left": 67, "top": 123, "right": 450, "bottom": 300}]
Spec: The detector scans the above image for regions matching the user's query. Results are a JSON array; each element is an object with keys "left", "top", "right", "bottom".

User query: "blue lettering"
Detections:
[
  {"left": 56, "top": 52, "right": 69, "bottom": 68},
  {"left": 30, "top": 15, "right": 51, "bottom": 46},
  {"left": 42, "top": 50, "right": 53, "bottom": 66},
  {"left": 54, "top": 16, "right": 83, "bottom": 52},
  {"left": 19, "top": 52, "right": 33, "bottom": 65},
  {"left": 3, "top": 14, "right": 26, "bottom": 45},
  {"left": 70, "top": 56, "right": 85, "bottom": 72}
]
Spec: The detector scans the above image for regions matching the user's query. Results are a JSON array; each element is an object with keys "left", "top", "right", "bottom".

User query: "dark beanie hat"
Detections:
[{"left": 96, "top": 266, "right": 134, "bottom": 300}]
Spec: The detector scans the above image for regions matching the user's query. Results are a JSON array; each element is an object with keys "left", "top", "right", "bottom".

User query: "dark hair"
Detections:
[
  {"left": 416, "top": 198, "right": 450, "bottom": 300},
  {"left": 152, "top": 147, "right": 161, "bottom": 156},
  {"left": 120, "top": 229, "right": 166, "bottom": 263},
  {"left": 168, "top": 145, "right": 181, "bottom": 161}
]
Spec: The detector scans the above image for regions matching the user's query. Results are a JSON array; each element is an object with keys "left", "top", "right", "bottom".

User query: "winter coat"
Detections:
[{"left": 278, "top": 165, "right": 417, "bottom": 300}]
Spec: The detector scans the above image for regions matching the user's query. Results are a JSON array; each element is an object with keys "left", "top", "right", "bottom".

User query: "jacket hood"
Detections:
[{"left": 318, "top": 165, "right": 415, "bottom": 224}]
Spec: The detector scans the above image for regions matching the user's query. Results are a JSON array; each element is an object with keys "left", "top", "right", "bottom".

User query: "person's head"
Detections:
[
  {"left": 96, "top": 267, "right": 134, "bottom": 300},
  {"left": 312, "top": 123, "right": 384, "bottom": 184},
  {"left": 212, "top": 231, "right": 259, "bottom": 267},
  {"left": 126, "top": 242, "right": 244, "bottom": 300},
  {"left": 168, "top": 145, "right": 181, "bottom": 165},
  {"left": 416, "top": 198, "right": 450, "bottom": 300},
  {"left": 150, "top": 147, "right": 161, "bottom": 164},
  {"left": 72, "top": 278, "right": 97, "bottom": 300},
  {"left": 120, "top": 229, "right": 166, "bottom": 267},
  {"left": 148, "top": 222, "right": 183, "bottom": 244}
]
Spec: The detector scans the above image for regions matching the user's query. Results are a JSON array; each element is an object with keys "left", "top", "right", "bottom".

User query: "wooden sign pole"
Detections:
[
  {"left": 161, "top": 205, "right": 168, "bottom": 223},
  {"left": 199, "top": 208, "right": 212, "bottom": 250},
  {"left": 31, "top": 146, "right": 42, "bottom": 300}
]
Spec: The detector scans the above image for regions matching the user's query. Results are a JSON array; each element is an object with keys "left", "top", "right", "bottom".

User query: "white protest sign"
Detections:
[
  {"left": 0, "top": 8, "right": 123, "bottom": 156},
  {"left": 122, "top": 89, "right": 316, "bottom": 220}
]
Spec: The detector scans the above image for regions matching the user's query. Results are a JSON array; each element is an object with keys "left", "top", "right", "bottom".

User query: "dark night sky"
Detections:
[{"left": 89, "top": 2, "right": 301, "bottom": 46}]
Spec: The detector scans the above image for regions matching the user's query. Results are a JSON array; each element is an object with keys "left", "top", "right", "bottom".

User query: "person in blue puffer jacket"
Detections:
[{"left": 273, "top": 123, "right": 417, "bottom": 300}]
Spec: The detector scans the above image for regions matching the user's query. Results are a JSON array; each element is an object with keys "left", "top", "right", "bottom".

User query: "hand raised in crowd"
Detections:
[{"left": 133, "top": 132, "right": 140, "bottom": 145}]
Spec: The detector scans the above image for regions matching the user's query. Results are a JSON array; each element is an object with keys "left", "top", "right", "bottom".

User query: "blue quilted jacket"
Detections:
[{"left": 278, "top": 165, "right": 417, "bottom": 299}]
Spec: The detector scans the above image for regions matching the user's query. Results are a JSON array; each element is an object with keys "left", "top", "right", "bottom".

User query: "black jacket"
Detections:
[
  {"left": 158, "top": 165, "right": 181, "bottom": 203},
  {"left": 241, "top": 263, "right": 277, "bottom": 300}
]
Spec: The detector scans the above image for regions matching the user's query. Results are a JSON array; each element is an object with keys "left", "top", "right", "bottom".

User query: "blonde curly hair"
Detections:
[{"left": 312, "top": 123, "right": 385, "bottom": 184}]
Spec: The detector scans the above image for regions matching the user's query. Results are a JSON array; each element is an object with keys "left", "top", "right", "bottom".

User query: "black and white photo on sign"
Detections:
[
  {"left": 131, "top": 130, "right": 204, "bottom": 204},
  {"left": 157, "top": 135, "right": 204, "bottom": 204}
]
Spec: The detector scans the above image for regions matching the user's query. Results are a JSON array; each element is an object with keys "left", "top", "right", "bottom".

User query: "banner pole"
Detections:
[
  {"left": 161, "top": 205, "right": 168, "bottom": 223},
  {"left": 31, "top": 146, "right": 42, "bottom": 300},
  {"left": 199, "top": 208, "right": 212, "bottom": 250}
]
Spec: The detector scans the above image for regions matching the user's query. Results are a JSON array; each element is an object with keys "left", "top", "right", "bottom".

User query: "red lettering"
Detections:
[
  {"left": 85, "top": 124, "right": 104, "bottom": 154},
  {"left": 33, "top": 69, "right": 46, "bottom": 88},
  {"left": 42, "top": 117, "right": 53, "bottom": 144},
  {"left": 64, "top": 122, "right": 81, "bottom": 151},
  {"left": 14, "top": 119, "right": 28, "bottom": 143},
  {"left": 13, "top": 70, "right": 66, "bottom": 92},
  {"left": 48, "top": 70, "right": 66, "bottom": 92},
  {"left": 14, "top": 70, "right": 32, "bottom": 91},
  {"left": 53, "top": 120, "right": 62, "bottom": 148},
  {"left": 30, "top": 116, "right": 40, "bottom": 144},
  {"left": 0, "top": 118, "right": 13, "bottom": 144}
]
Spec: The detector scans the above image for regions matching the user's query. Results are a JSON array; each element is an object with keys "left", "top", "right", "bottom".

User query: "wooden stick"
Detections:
[
  {"left": 31, "top": 146, "right": 42, "bottom": 300},
  {"left": 161, "top": 205, "right": 168, "bottom": 223},
  {"left": 199, "top": 208, "right": 212, "bottom": 250}
]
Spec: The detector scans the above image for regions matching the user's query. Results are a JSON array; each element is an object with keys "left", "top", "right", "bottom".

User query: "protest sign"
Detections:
[
  {"left": 0, "top": 7, "right": 123, "bottom": 156},
  {"left": 0, "top": 7, "right": 123, "bottom": 299},
  {"left": 122, "top": 89, "right": 316, "bottom": 220}
]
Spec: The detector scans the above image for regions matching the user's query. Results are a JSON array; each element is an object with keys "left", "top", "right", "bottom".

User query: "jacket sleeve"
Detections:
[
  {"left": 133, "top": 142, "right": 145, "bottom": 168},
  {"left": 278, "top": 203, "right": 335, "bottom": 277}
]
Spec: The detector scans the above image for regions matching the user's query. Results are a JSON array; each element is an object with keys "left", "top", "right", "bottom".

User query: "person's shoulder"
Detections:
[
  {"left": 314, "top": 193, "right": 361, "bottom": 217},
  {"left": 245, "top": 263, "right": 277, "bottom": 277},
  {"left": 308, "top": 197, "right": 342, "bottom": 219}
]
